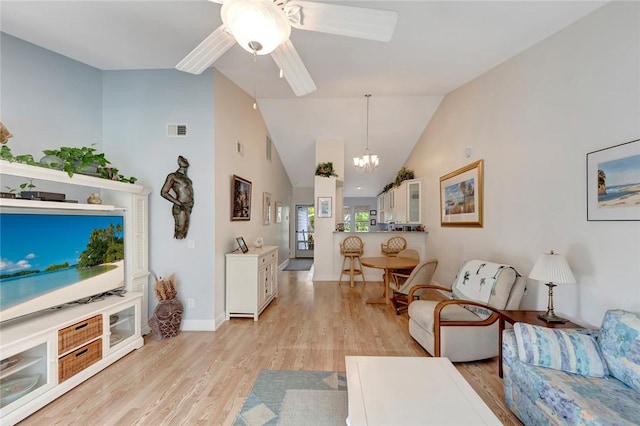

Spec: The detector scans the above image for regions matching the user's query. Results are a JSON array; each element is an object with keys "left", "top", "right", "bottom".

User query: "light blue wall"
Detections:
[
  {"left": 1, "top": 33, "right": 217, "bottom": 325},
  {"left": 0, "top": 33, "right": 102, "bottom": 156},
  {"left": 103, "top": 70, "right": 215, "bottom": 324}
]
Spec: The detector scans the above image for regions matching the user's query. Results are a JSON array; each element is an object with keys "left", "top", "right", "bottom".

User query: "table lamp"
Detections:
[{"left": 529, "top": 250, "right": 576, "bottom": 323}]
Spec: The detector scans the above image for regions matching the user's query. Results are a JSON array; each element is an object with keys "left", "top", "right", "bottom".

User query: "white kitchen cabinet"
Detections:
[{"left": 225, "top": 246, "right": 278, "bottom": 321}]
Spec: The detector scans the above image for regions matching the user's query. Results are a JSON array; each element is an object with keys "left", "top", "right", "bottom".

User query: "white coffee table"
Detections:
[{"left": 345, "top": 356, "right": 502, "bottom": 426}]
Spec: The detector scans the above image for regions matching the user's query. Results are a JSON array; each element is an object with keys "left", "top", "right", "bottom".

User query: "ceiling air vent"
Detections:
[{"left": 167, "top": 123, "right": 188, "bottom": 137}]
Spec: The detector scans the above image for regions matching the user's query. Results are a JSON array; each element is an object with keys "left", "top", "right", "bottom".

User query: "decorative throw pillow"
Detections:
[{"left": 513, "top": 323, "right": 609, "bottom": 377}]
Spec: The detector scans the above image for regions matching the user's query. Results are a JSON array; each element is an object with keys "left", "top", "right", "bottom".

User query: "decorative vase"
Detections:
[
  {"left": 87, "top": 193, "right": 102, "bottom": 204},
  {"left": 148, "top": 298, "right": 183, "bottom": 341}
]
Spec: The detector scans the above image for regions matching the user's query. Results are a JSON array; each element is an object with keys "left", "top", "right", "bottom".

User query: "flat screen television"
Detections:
[{"left": 0, "top": 211, "right": 126, "bottom": 323}]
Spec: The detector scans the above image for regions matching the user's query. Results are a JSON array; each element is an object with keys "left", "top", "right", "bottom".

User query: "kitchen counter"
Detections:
[{"left": 314, "top": 231, "right": 429, "bottom": 282}]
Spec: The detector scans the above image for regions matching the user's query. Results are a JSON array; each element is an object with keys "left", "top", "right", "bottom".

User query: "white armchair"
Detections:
[{"left": 407, "top": 260, "right": 525, "bottom": 362}]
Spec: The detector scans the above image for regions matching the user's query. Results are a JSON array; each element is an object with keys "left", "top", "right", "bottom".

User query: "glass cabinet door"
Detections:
[
  {"left": 408, "top": 181, "right": 421, "bottom": 223},
  {"left": 108, "top": 305, "right": 136, "bottom": 349},
  {"left": 0, "top": 340, "right": 51, "bottom": 412}
]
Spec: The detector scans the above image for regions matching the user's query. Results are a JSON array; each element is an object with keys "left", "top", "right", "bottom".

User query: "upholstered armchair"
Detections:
[
  {"left": 389, "top": 258, "right": 438, "bottom": 314},
  {"left": 407, "top": 260, "right": 525, "bottom": 362}
]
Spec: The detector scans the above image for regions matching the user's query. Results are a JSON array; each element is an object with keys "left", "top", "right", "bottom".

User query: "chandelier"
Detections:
[{"left": 353, "top": 94, "right": 379, "bottom": 173}]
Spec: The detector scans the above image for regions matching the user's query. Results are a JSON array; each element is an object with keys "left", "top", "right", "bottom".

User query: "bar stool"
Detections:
[
  {"left": 381, "top": 236, "right": 407, "bottom": 257},
  {"left": 339, "top": 236, "right": 366, "bottom": 288}
]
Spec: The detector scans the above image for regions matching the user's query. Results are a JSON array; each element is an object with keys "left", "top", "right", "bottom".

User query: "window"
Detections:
[
  {"left": 354, "top": 205, "right": 370, "bottom": 232},
  {"left": 343, "top": 207, "right": 351, "bottom": 232}
]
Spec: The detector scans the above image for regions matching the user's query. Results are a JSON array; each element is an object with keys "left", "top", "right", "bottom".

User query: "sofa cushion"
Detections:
[
  {"left": 408, "top": 299, "right": 479, "bottom": 331},
  {"left": 598, "top": 309, "right": 640, "bottom": 393},
  {"left": 514, "top": 323, "right": 609, "bottom": 377}
]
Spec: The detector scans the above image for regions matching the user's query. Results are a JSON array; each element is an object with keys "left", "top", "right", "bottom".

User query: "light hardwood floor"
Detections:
[{"left": 19, "top": 268, "right": 522, "bottom": 425}]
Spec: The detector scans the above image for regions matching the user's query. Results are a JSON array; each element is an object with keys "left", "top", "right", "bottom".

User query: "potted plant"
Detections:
[
  {"left": 394, "top": 166, "right": 415, "bottom": 187},
  {"left": 315, "top": 162, "right": 338, "bottom": 178}
]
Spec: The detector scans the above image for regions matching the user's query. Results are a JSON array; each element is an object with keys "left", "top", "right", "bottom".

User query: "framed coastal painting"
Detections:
[
  {"left": 263, "top": 192, "right": 272, "bottom": 225},
  {"left": 231, "top": 175, "right": 251, "bottom": 221},
  {"left": 587, "top": 139, "right": 640, "bottom": 221},
  {"left": 440, "top": 160, "right": 483, "bottom": 227},
  {"left": 317, "top": 197, "right": 332, "bottom": 218}
]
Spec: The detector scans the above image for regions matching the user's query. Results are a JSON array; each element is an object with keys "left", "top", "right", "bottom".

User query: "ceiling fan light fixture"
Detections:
[
  {"left": 221, "top": 0, "right": 291, "bottom": 55},
  {"left": 354, "top": 94, "right": 379, "bottom": 173}
]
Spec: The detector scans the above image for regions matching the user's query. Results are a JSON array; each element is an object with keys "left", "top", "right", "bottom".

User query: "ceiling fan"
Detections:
[{"left": 175, "top": 0, "right": 398, "bottom": 97}]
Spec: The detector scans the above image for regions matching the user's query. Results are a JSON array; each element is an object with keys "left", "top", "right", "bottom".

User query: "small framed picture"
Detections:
[
  {"left": 236, "top": 236, "right": 249, "bottom": 253},
  {"left": 275, "top": 201, "right": 282, "bottom": 223},
  {"left": 370, "top": 210, "right": 377, "bottom": 216},
  {"left": 370, "top": 218, "right": 377, "bottom": 226},
  {"left": 263, "top": 192, "right": 272, "bottom": 225},
  {"left": 231, "top": 175, "right": 251, "bottom": 221},
  {"left": 317, "top": 197, "right": 332, "bottom": 218}
]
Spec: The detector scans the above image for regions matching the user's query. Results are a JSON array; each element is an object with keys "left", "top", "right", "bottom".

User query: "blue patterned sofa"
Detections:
[{"left": 502, "top": 309, "right": 640, "bottom": 425}]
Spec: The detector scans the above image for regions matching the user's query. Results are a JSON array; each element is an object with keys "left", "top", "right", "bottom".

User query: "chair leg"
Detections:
[
  {"left": 354, "top": 256, "right": 366, "bottom": 288},
  {"left": 339, "top": 256, "right": 348, "bottom": 285},
  {"left": 349, "top": 256, "right": 355, "bottom": 288}
]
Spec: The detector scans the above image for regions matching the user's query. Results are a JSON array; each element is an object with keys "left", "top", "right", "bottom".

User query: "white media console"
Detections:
[{"left": 0, "top": 161, "right": 151, "bottom": 424}]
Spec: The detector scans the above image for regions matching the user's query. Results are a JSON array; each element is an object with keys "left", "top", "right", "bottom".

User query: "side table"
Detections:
[{"left": 498, "top": 310, "right": 584, "bottom": 378}]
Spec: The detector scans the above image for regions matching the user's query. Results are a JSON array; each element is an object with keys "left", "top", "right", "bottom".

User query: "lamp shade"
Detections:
[
  {"left": 221, "top": 0, "right": 291, "bottom": 55},
  {"left": 529, "top": 251, "right": 576, "bottom": 284}
]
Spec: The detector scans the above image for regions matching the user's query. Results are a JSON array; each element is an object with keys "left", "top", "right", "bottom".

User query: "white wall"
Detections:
[
  {"left": 214, "top": 70, "right": 292, "bottom": 327},
  {"left": 405, "top": 2, "right": 640, "bottom": 327}
]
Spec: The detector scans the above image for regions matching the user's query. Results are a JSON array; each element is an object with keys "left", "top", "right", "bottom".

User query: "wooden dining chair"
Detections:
[{"left": 381, "top": 236, "right": 407, "bottom": 257}]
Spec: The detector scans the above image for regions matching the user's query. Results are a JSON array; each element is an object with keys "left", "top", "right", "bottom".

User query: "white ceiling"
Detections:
[{"left": 0, "top": 0, "right": 607, "bottom": 197}]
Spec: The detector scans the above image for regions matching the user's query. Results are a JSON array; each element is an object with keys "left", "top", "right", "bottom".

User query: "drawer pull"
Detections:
[
  {"left": 75, "top": 323, "right": 89, "bottom": 331},
  {"left": 75, "top": 349, "right": 89, "bottom": 357}
]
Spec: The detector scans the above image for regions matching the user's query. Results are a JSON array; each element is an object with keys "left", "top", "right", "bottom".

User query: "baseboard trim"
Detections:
[{"left": 181, "top": 319, "right": 215, "bottom": 331}]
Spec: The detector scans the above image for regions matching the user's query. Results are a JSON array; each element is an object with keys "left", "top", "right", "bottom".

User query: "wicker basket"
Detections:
[
  {"left": 58, "top": 339, "right": 102, "bottom": 382},
  {"left": 58, "top": 315, "right": 103, "bottom": 355}
]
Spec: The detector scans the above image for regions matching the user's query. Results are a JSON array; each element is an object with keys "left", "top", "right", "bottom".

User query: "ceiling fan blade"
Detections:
[
  {"left": 286, "top": 1, "right": 398, "bottom": 42},
  {"left": 271, "top": 40, "right": 317, "bottom": 97},
  {"left": 176, "top": 25, "right": 235, "bottom": 75}
]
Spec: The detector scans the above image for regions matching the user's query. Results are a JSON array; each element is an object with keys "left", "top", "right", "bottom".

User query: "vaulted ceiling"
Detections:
[{"left": 1, "top": 1, "right": 607, "bottom": 196}]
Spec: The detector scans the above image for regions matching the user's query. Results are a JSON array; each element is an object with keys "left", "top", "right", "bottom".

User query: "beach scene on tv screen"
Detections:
[{"left": 0, "top": 214, "right": 125, "bottom": 311}]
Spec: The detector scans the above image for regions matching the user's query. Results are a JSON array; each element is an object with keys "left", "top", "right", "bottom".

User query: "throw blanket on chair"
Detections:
[{"left": 452, "top": 260, "right": 520, "bottom": 304}]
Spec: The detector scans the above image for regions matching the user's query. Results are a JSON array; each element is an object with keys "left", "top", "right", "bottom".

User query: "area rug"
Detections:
[
  {"left": 283, "top": 259, "right": 314, "bottom": 271},
  {"left": 234, "top": 370, "right": 348, "bottom": 426}
]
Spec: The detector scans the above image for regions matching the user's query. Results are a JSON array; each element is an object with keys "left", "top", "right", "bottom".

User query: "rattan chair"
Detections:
[
  {"left": 339, "top": 236, "right": 365, "bottom": 287},
  {"left": 381, "top": 236, "right": 407, "bottom": 257},
  {"left": 390, "top": 257, "right": 437, "bottom": 315}
]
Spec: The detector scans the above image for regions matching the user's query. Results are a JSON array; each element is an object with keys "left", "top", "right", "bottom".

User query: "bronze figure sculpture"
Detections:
[{"left": 161, "top": 155, "right": 194, "bottom": 239}]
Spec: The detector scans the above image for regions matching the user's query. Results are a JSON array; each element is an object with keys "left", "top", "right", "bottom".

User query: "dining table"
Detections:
[{"left": 359, "top": 256, "right": 419, "bottom": 304}]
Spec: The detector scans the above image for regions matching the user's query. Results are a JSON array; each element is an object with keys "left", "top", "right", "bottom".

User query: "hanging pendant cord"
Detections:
[{"left": 365, "top": 94, "right": 371, "bottom": 150}]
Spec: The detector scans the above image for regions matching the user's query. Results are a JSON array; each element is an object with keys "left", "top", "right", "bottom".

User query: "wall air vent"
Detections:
[{"left": 167, "top": 123, "right": 188, "bottom": 137}]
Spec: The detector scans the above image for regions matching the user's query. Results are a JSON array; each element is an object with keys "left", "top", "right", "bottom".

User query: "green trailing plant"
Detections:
[
  {"left": 378, "top": 182, "right": 395, "bottom": 195},
  {"left": 315, "top": 161, "right": 338, "bottom": 178},
  {"left": 1, "top": 145, "right": 137, "bottom": 183}
]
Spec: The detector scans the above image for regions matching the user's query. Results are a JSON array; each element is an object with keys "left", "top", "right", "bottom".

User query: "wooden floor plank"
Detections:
[{"left": 18, "top": 268, "right": 522, "bottom": 425}]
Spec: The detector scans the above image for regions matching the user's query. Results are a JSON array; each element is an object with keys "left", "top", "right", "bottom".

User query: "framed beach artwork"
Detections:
[
  {"left": 263, "top": 192, "right": 272, "bottom": 225},
  {"left": 440, "top": 160, "right": 484, "bottom": 227},
  {"left": 587, "top": 139, "right": 640, "bottom": 221},
  {"left": 317, "top": 197, "right": 332, "bottom": 218},
  {"left": 231, "top": 175, "right": 251, "bottom": 221}
]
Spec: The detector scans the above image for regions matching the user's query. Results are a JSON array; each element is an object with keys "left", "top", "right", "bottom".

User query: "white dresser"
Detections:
[{"left": 225, "top": 246, "right": 278, "bottom": 321}]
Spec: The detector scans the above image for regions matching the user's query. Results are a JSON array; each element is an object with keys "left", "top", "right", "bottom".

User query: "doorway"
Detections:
[{"left": 295, "top": 204, "right": 314, "bottom": 258}]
